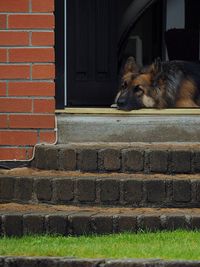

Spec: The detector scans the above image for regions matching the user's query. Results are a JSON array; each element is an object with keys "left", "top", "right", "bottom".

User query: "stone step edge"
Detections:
[
  {"left": 1, "top": 175, "right": 200, "bottom": 208},
  {"left": 1, "top": 257, "right": 200, "bottom": 267},
  {"left": 2, "top": 209, "right": 200, "bottom": 237},
  {"left": 31, "top": 143, "right": 200, "bottom": 174}
]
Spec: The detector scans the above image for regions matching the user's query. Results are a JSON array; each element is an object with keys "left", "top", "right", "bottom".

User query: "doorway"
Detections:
[
  {"left": 56, "top": 0, "right": 163, "bottom": 108},
  {"left": 55, "top": 0, "right": 200, "bottom": 109}
]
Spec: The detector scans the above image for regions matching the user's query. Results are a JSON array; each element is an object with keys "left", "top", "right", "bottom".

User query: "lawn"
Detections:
[{"left": 1, "top": 230, "right": 200, "bottom": 260}]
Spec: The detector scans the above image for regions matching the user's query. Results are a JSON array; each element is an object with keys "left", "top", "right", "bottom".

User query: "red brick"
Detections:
[
  {"left": 0, "top": 98, "right": 32, "bottom": 112},
  {"left": 0, "top": 115, "right": 7, "bottom": 128},
  {"left": 0, "top": 0, "right": 29, "bottom": 12},
  {"left": 0, "top": 131, "right": 37, "bottom": 145},
  {"left": 0, "top": 147, "right": 27, "bottom": 160},
  {"left": 0, "top": 49, "right": 7, "bottom": 62},
  {"left": 9, "top": 114, "right": 55, "bottom": 129},
  {"left": 34, "top": 99, "right": 55, "bottom": 113},
  {"left": 0, "top": 82, "right": 6, "bottom": 96},
  {"left": 32, "top": 32, "right": 54, "bottom": 46},
  {"left": 0, "top": 15, "right": 7, "bottom": 29},
  {"left": 32, "top": 0, "right": 54, "bottom": 12},
  {"left": 0, "top": 65, "right": 30, "bottom": 79},
  {"left": 26, "top": 147, "right": 34, "bottom": 159},
  {"left": 8, "top": 15, "right": 54, "bottom": 29},
  {"left": 39, "top": 131, "right": 56, "bottom": 143},
  {"left": 9, "top": 82, "right": 55, "bottom": 96},
  {"left": 0, "top": 32, "right": 29, "bottom": 46},
  {"left": 32, "top": 64, "right": 55, "bottom": 79},
  {"left": 9, "top": 48, "right": 54, "bottom": 63}
]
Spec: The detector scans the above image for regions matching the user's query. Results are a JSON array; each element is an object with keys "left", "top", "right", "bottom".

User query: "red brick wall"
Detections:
[{"left": 0, "top": 0, "right": 56, "bottom": 160}]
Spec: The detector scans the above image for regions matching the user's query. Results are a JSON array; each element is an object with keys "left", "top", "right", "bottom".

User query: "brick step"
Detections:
[
  {"left": 1, "top": 168, "right": 200, "bottom": 208},
  {"left": 31, "top": 142, "right": 200, "bottom": 174},
  {"left": 1, "top": 203, "right": 200, "bottom": 236},
  {"left": 2, "top": 257, "right": 200, "bottom": 267}
]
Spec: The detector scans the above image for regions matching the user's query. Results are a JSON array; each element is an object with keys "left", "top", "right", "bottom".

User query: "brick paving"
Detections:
[
  {"left": 31, "top": 143, "right": 200, "bottom": 174},
  {"left": 1, "top": 172, "right": 200, "bottom": 208}
]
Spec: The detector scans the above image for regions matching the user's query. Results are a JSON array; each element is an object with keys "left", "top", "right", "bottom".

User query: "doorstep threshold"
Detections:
[{"left": 55, "top": 107, "right": 200, "bottom": 115}]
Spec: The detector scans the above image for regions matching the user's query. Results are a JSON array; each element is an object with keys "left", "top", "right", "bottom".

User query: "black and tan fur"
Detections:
[{"left": 112, "top": 57, "right": 200, "bottom": 110}]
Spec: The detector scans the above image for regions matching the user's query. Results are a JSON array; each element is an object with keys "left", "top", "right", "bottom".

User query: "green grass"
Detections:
[{"left": 1, "top": 230, "right": 200, "bottom": 260}]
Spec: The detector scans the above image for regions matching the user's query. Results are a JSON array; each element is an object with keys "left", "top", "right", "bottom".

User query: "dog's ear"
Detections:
[
  {"left": 151, "top": 57, "right": 162, "bottom": 75},
  {"left": 123, "top": 57, "right": 139, "bottom": 75}
]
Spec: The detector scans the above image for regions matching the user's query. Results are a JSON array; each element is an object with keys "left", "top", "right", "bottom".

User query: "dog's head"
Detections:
[{"left": 112, "top": 57, "right": 162, "bottom": 110}]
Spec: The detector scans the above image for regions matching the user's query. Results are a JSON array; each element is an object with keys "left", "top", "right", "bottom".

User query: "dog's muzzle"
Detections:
[
  {"left": 110, "top": 103, "right": 118, "bottom": 108},
  {"left": 110, "top": 91, "right": 122, "bottom": 109}
]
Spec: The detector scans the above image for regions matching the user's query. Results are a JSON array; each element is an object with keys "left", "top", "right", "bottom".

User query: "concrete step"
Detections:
[
  {"left": 1, "top": 168, "right": 200, "bottom": 208},
  {"left": 57, "top": 114, "right": 200, "bottom": 143},
  {"left": 31, "top": 142, "right": 200, "bottom": 174},
  {"left": 2, "top": 257, "right": 200, "bottom": 267},
  {"left": 1, "top": 203, "right": 200, "bottom": 236}
]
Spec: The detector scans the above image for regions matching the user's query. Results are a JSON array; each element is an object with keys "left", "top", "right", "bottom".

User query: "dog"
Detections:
[{"left": 112, "top": 57, "right": 200, "bottom": 110}]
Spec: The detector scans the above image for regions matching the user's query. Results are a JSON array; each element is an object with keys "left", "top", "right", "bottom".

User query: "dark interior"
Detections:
[
  {"left": 66, "top": 0, "right": 163, "bottom": 107},
  {"left": 55, "top": 0, "right": 200, "bottom": 108},
  {"left": 166, "top": 0, "right": 200, "bottom": 61}
]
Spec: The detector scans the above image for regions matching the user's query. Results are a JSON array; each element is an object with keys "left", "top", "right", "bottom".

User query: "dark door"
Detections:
[
  {"left": 67, "top": 0, "right": 118, "bottom": 107},
  {"left": 56, "top": 0, "right": 162, "bottom": 108}
]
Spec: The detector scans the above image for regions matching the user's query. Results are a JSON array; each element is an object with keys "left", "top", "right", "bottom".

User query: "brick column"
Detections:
[{"left": 0, "top": 0, "right": 55, "bottom": 160}]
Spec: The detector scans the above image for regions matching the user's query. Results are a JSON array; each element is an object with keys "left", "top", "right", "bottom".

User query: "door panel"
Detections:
[
  {"left": 67, "top": 0, "right": 118, "bottom": 106},
  {"left": 57, "top": 0, "right": 163, "bottom": 108}
]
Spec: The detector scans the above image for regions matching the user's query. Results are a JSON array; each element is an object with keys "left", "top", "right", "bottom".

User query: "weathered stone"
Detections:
[
  {"left": 59, "top": 259, "right": 103, "bottom": 267},
  {"left": 31, "top": 145, "right": 47, "bottom": 169},
  {"left": 4, "top": 257, "right": 39, "bottom": 267},
  {"left": 33, "top": 146, "right": 59, "bottom": 170},
  {"left": 149, "top": 150, "right": 168, "bottom": 173},
  {"left": 69, "top": 213, "right": 94, "bottom": 236},
  {"left": 122, "top": 149, "right": 144, "bottom": 172},
  {"left": 77, "top": 149, "right": 98, "bottom": 171},
  {"left": 116, "top": 215, "right": 137, "bottom": 233},
  {"left": 123, "top": 180, "right": 143, "bottom": 204},
  {"left": 35, "top": 178, "right": 52, "bottom": 201},
  {"left": 46, "top": 215, "right": 68, "bottom": 235},
  {"left": 14, "top": 178, "right": 33, "bottom": 201},
  {"left": 99, "top": 149, "right": 121, "bottom": 171},
  {"left": 59, "top": 148, "right": 76, "bottom": 171},
  {"left": 139, "top": 215, "right": 162, "bottom": 232},
  {"left": 91, "top": 214, "right": 113, "bottom": 235},
  {"left": 45, "top": 147, "right": 59, "bottom": 170},
  {"left": 103, "top": 259, "right": 161, "bottom": 267},
  {"left": 195, "top": 181, "right": 200, "bottom": 202},
  {"left": 165, "top": 215, "right": 188, "bottom": 230},
  {"left": 173, "top": 180, "right": 191, "bottom": 202},
  {"left": 23, "top": 215, "right": 45, "bottom": 235},
  {"left": 100, "top": 179, "right": 120, "bottom": 203},
  {"left": 76, "top": 179, "right": 96, "bottom": 202},
  {"left": 171, "top": 150, "right": 191, "bottom": 173},
  {"left": 145, "top": 180, "right": 166, "bottom": 203},
  {"left": 3, "top": 214, "right": 23, "bottom": 237},
  {"left": 0, "top": 177, "right": 14, "bottom": 200},
  {"left": 190, "top": 216, "right": 200, "bottom": 230},
  {"left": 53, "top": 179, "right": 74, "bottom": 203},
  {"left": 193, "top": 152, "right": 200, "bottom": 173}
]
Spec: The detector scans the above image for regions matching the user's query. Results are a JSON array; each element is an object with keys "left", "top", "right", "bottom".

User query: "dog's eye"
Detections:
[
  {"left": 121, "top": 81, "right": 128, "bottom": 90},
  {"left": 134, "top": 85, "right": 144, "bottom": 96}
]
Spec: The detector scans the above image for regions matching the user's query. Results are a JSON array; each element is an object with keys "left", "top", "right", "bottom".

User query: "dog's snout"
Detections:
[{"left": 117, "top": 97, "right": 126, "bottom": 106}]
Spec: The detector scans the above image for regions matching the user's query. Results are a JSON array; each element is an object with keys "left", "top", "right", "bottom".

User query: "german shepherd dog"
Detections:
[{"left": 112, "top": 57, "right": 200, "bottom": 110}]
